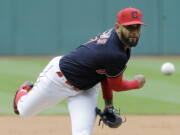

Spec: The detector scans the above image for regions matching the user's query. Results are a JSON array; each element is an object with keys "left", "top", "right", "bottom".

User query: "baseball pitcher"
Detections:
[{"left": 13, "top": 7, "right": 146, "bottom": 135}]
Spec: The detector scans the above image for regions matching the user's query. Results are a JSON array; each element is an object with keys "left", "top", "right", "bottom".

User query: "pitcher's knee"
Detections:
[{"left": 73, "top": 128, "right": 92, "bottom": 135}]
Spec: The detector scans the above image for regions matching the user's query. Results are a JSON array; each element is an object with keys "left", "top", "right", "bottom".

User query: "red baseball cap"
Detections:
[{"left": 117, "top": 7, "right": 144, "bottom": 26}]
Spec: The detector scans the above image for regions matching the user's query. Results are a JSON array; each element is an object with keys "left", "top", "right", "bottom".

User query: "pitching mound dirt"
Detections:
[{"left": 1, "top": 115, "right": 180, "bottom": 135}]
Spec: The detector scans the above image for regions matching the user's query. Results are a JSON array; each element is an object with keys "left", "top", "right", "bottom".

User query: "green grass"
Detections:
[
  {"left": 99, "top": 56, "right": 180, "bottom": 114},
  {"left": 0, "top": 56, "right": 180, "bottom": 115}
]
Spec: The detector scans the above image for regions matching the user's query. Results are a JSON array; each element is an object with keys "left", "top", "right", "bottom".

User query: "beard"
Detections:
[{"left": 121, "top": 32, "right": 139, "bottom": 47}]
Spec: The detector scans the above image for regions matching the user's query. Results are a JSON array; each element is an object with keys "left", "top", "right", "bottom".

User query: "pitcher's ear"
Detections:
[{"left": 114, "top": 23, "right": 120, "bottom": 30}]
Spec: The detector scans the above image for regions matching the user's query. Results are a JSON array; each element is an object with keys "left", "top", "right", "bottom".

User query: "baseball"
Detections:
[{"left": 160, "top": 62, "right": 175, "bottom": 75}]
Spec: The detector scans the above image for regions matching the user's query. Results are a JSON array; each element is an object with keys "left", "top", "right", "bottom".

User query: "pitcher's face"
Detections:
[{"left": 115, "top": 24, "right": 141, "bottom": 47}]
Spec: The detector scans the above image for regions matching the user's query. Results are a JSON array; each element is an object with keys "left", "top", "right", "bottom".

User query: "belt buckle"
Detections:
[
  {"left": 56, "top": 72, "right": 80, "bottom": 91},
  {"left": 65, "top": 81, "right": 80, "bottom": 91}
]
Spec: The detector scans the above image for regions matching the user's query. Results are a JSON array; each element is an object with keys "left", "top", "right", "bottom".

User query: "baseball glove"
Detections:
[{"left": 96, "top": 106, "right": 124, "bottom": 128}]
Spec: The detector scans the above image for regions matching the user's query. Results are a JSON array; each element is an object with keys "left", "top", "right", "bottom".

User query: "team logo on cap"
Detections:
[{"left": 131, "top": 11, "right": 138, "bottom": 18}]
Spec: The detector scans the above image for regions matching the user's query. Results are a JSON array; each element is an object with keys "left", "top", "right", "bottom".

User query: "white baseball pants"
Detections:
[{"left": 17, "top": 56, "right": 100, "bottom": 135}]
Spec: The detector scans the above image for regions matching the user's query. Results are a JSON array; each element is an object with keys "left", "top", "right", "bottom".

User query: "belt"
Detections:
[{"left": 56, "top": 72, "right": 80, "bottom": 91}]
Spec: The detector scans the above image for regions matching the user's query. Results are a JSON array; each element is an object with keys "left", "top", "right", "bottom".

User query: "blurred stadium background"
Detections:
[{"left": 0, "top": 0, "right": 179, "bottom": 115}]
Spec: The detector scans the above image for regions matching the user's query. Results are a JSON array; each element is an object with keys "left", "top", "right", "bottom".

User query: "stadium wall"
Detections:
[{"left": 0, "top": 0, "right": 179, "bottom": 55}]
